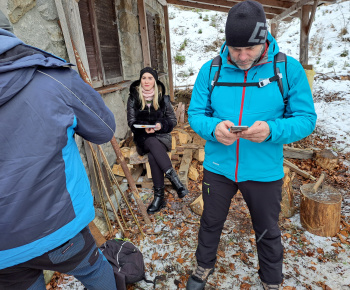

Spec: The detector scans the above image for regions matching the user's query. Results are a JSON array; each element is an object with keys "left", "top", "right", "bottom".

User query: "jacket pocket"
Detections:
[{"left": 48, "top": 233, "right": 85, "bottom": 264}]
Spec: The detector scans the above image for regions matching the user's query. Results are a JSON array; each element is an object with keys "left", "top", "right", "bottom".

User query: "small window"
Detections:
[
  {"left": 146, "top": 12, "right": 164, "bottom": 73},
  {"left": 79, "top": 0, "right": 123, "bottom": 88}
]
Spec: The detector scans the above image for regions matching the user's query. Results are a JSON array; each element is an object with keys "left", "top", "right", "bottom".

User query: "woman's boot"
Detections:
[
  {"left": 147, "top": 186, "right": 165, "bottom": 214},
  {"left": 165, "top": 168, "right": 188, "bottom": 198}
]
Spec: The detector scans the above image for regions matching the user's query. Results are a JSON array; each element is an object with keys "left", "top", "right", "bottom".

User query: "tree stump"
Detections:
[
  {"left": 280, "top": 166, "right": 295, "bottom": 218},
  {"left": 300, "top": 184, "right": 342, "bottom": 237},
  {"left": 315, "top": 149, "right": 339, "bottom": 171}
]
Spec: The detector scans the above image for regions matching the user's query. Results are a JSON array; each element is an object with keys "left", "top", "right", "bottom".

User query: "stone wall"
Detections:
[{"left": 1, "top": 0, "right": 170, "bottom": 166}]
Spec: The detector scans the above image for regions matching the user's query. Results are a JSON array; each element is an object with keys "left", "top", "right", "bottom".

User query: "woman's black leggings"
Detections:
[{"left": 143, "top": 137, "right": 172, "bottom": 188}]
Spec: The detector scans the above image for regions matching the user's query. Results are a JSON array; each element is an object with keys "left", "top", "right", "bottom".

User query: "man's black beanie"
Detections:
[
  {"left": 140, "top": 67, "right": 158, "bottom": 81},
  {"left": 225, "top": 0, "right": 267, "bottom": 47}
]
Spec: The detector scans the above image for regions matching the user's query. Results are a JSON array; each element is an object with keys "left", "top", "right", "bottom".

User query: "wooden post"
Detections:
[
  {"left": 270, "top": 21, "right": 278, "bottom": 39},
  {"left": 163, "top": 5, "right": 174, "bottom": 101},
  {"left": 300, "top": 5, "right": 311, "bottom": 65},
  {"left": 137, "top": 0, "right": 151, "bottom": 67}
]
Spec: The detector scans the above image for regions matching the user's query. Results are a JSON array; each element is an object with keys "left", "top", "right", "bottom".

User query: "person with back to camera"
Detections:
[
  {"left": 127, "top": 67, "right": 188, "bottom": 214},
  {"left": 0, "top": 10, "right": 117, "bottom": 290},
  {"left": 186, "top": 1, "right": 317, "bottom": 289}
]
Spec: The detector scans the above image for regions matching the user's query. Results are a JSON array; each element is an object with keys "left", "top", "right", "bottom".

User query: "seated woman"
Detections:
[{"left": 127, "top": 67, "right": 188, "bottom": 214}]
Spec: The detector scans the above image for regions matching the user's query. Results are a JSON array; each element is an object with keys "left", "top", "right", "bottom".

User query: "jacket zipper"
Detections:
[{"left": 235, "top": 70, "right": 248, "bottom": 182}]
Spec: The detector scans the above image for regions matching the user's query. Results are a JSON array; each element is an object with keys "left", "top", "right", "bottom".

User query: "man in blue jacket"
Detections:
[
  {"left": 186, "top": 1, "right": 317, "bottom": 289},
  {"left": 0, "top": 11, "right": 117, "bottom": 290}
]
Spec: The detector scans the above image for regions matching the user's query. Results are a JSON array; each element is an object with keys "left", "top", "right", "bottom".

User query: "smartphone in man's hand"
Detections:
[{"left": 230, "top": 126, "right": 249, "bottom": 133}]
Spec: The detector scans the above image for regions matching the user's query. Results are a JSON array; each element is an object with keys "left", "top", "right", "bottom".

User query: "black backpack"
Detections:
[
  {"left": 100, "top": 239, "right": 155, "bottom": 290},
  {"left": 208, "top": 51, "right": 290, "bottom": 113}
]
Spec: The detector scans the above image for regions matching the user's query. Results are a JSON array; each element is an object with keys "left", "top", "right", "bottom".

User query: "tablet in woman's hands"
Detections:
[{"left": 133, "top": 124, "right": 156, "bottom": 128}]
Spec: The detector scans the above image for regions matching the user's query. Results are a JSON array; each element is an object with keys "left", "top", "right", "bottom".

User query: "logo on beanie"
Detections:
[{"left": 248, "top": 22, "right": 267, "bottom": 44}]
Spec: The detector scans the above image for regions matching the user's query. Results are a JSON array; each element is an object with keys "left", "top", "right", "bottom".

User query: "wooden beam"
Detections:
[
  {"left": 61, "top": 0, "right": 91, "bottom": 78},
  {"left": 158, "top": 0, "right": 167, "bottom": 5},
  {"left": 283, "top": 159, "right": 316, "bottom": 180},
  {"left": 271, "top": 0, "right": 313, "bottom": 22},
  {"left": 54, "top": 0, "right": 77, "bottom": 70},
  {"left": 172, "top": 0, "right": 294, "bottom": 9},
  {"left": 167, "top": 0, "right": 282, "bottom": 18},
  {"left": 306, "top": 0, "right": 319, "bottom": 36},
  {"left": 137, "top": 0, "right": 151, "bottom": 67},
  {"left": 184, "top": 0, "right": 287, "bottom": 14},
  {"left": 283, "top": 146, "right": 314, "bottom": 159},
  {"left": 300, "top": 5, "right": 311, "bottom": 65},
  {"left": 167, "top": 0, "right": 230, "bottom": 12},
  {"left": 163, "top": 5, "right": 174, "bottom": 101},
  {"left": 270, "top": 21, "right": 278, "bottom": 38}
]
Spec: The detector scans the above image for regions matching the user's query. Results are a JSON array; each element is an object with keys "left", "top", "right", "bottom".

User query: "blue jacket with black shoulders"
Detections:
[{"left": 0, "top": 29, "right": 116, "bottom": 269}]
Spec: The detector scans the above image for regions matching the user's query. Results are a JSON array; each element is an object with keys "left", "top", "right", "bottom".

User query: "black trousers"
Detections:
[
  {"left": 143, "top": 137, "right": 172, "bottom": 188},
  {"left": 196, "top": 169, "right": 284, "bottom": 284}
]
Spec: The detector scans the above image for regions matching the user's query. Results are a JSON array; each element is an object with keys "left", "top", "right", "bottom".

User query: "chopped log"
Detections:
[
  {"left": 145, "top": 162, "right": 152, "bottom": 179},
  {"left": 194, "top": 148, "right": 205, "bottom": 162},
  {"left": 190, "top": 194, "right": 204, "bottom": 216},
  {"left": 170, "top": 153, "right": 181, "bottom": 161},
  {"left": 188, "top": 165, "right": 199, "bottom": 181},
  {"left": 179, "top": 103, "right": 186, "bottom": 124},
  {"left": 131, "top": 165, "right": 143, "bottom": 185},
  {"left": 280, "top": 166, "right": 295, "bottom": 218},
  {"left": 129, "top": 146, "right": 148, "bottom": 165},
  {"left": 178, "top": 143, "right": 201, "bottom": 150},
  {"left": 112, "top": 164, "right": 134, "bottom": 177},
  {"left": 315, "top": 149, "right": 339, "bottom": 171},
  {"left": 283, "top": 146, "right": 314, "bottom": 159},
  {"left": 182, "top": 205, "right": 192, "bottom": 218},
  {"left": 172, "top": 135, "right": 176, "bottom": 150},
  {"left": 300, "top": 183, "right": 342, "bottom": 237},
  {"left": 120, "top": 147, "right": 130, "bottom": 159},
  {"left": 178, "top": 149, "right": 193, "bottom": 187},
  {"left": 192, "top": 134, "right": 207, "bottom": 147},
  {"left": 173, "top": 129, "right": 192, "bottom": 145},
  {"left": 175, "top": 102, "right": 182, "bottom": 122},
  {"left": 283, "top": 159, "right": 316, "bottom": 180}
]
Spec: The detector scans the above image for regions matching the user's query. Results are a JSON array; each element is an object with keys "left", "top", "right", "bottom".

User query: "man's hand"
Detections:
[
  {"left": 237, "top": 121, "right": 270, "bottom": 143},
  {"left": 215, "top": 120, "right": 239, "bottom": 145}
]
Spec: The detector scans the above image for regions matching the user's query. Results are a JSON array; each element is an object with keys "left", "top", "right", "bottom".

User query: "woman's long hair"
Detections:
[{"left": 138, "top": 84, "right": 161, "bottom": 110}]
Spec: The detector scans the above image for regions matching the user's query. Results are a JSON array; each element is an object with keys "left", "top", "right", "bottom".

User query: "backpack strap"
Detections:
[
  {"left": 274, "top": 52, "right": 290, "bottom": 104},
  {"left": 208, "top": 55, "right": 222, "bottom": 98}
]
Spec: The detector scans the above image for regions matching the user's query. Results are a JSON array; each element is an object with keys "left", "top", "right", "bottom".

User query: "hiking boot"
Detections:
[
  {"left": 262, "top": 281, "right": 282, "bottom": 290},
  {"left": 147, "top": 186, "right": 165, "bottom": 214},
  {"left": 165, "top": 168, "right": 188, "bottom": 198},
  {"left": 186, "top": 266, "right": 214, "bottom": 290}
]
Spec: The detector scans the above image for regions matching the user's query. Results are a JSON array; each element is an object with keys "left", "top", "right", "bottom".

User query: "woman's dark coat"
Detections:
[{"left": 127, "top": 79, "right": 177, "bottom": 155}]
